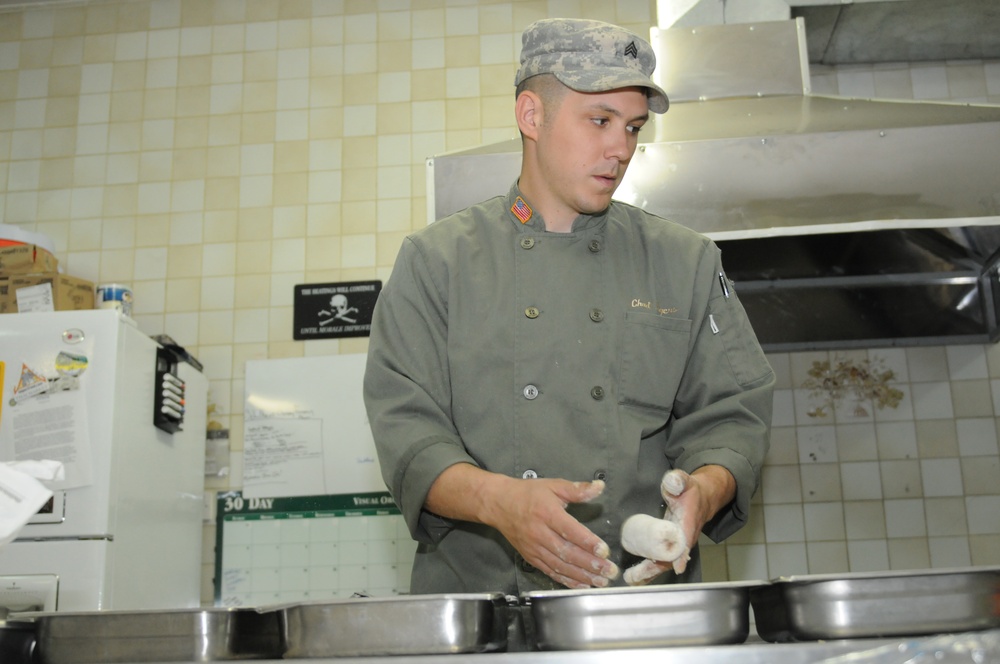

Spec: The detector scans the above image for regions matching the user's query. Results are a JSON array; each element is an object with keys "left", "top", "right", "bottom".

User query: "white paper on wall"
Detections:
[{"left": 243, "top": 353, "right": 384, "bottom": 499}]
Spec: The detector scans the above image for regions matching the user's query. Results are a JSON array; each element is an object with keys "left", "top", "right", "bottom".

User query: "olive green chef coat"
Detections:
[{"left": 363, "top": 183, "right": 774, "bottom": 594}]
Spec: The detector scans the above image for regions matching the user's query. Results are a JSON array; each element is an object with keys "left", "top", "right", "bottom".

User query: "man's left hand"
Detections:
[{"left": 620, "top": 465, "right": 736, "bottom": 585}]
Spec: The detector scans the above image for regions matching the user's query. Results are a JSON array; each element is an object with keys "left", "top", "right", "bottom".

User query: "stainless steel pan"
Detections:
[
  {"left": 751, "top": 566, "right": 1000, "bottom": 642},
  {"left": 522, "top": 581, "right": 761, "bottom": 650},
  {"left": 7, "top": 607, "right": 282, "bottom": 663},
  {"left": 279, "top": 592, "right": 508, "bottom": 657}
]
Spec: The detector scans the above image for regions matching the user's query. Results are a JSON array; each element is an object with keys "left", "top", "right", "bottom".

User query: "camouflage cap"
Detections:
[{"left": 515, "top": 18, "right": 669, "bottom": 113}]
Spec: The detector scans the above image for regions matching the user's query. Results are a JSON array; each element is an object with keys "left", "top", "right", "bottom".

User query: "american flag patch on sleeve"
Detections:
[{"left": 511, "top": 196, "right": 532, "bottom": 223}]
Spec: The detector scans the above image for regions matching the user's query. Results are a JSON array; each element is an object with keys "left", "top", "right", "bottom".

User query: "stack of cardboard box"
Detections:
[{"left": 0, "top": 241, "right": 95, "bottom": 313}]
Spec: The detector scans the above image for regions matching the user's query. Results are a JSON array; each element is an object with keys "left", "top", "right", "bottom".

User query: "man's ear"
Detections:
[{"left": 515, "top": 91, "right": 542, "bottom": 141}]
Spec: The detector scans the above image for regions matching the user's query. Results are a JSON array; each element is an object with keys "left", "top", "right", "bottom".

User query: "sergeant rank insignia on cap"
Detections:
[{"left": 512, "top": 196, "right": 532, "bottom": 223}]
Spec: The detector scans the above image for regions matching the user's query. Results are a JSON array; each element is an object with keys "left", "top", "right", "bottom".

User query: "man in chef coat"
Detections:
[{"left": 363, "top": 18, "right": 774, "bottom": 594}]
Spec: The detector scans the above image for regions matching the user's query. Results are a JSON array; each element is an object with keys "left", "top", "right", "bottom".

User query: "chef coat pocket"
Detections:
[
  {"left": 619, "top": 311, "right": 692, "bottom": 412},
  {"left": 708, "top": 296, "right": 773, "bottom": 386}
]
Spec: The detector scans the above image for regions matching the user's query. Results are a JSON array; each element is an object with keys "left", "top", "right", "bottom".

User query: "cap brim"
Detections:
[{"left": 553, "top": 71, "right": 669, "bottom": 113}]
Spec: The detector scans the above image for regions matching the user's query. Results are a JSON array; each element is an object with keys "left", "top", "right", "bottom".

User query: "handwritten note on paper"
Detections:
[
  {"left": 243, "top": 418, "right": 325, "bottom": 498},
  {"left": 243, "top": 354, "right": 388, "bottom": 498},
  {"left": 220, "top": 567, "right": 252, "bottom": 607}
]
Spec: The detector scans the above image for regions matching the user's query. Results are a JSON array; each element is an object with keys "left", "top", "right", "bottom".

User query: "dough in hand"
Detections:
[
  {"left": 620, "top": 469, "right": 694, "bottom": 584},
  {"left": 623, "top": 558, "right": 672, "bottom": 586},
  {"left": 621, "top": 513, "right": 687, "bottom": 562}
]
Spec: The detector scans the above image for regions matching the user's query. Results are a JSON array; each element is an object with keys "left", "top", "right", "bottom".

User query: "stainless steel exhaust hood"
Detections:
[{"left": 426, "top": 19, "right": 1000, "bottom": 351}]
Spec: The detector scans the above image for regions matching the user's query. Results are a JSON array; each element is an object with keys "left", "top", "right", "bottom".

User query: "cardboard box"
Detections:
[
  {"left": 0, "top": 242, "right": 59, "bottom": 274},
  {"left": 0, "top": 273, "right": 95, "bottom": 313}
]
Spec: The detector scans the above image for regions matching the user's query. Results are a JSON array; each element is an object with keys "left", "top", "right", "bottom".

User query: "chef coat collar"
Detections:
[{"left": 506, "top": 182, "right": 608, "bottom": 233}]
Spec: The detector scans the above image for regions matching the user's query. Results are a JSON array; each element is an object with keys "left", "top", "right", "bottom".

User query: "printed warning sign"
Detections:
[
  {"left": 13, "top": 363, "right": 48, "bottom": 403},
  {"left": 293, "top": 280, "right": 381, "bottom": 340}
]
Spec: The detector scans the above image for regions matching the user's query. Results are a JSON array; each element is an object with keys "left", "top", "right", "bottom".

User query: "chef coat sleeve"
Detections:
[
  {"left": 363, "top": 236, "right": 476, "bottom": 544},
  {"left": 667, "top": 242, "right": 775, "bottom": 543}
]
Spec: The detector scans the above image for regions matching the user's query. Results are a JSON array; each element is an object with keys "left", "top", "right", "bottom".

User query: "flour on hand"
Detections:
[{"left": 620, "top": 469, "right": 693, "bottom": 585}]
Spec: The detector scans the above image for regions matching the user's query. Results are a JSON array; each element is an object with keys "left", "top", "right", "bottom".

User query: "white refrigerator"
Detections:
[{"left": 0, "top": 309, "right": 208, "bottom": 612}]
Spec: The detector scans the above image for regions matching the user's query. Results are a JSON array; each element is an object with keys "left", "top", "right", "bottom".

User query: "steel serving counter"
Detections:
[
  {"left": 5, "top": 570, "right": 999, "bottom": 663},
  {"left": 10, "top": 631, "right": 1000, "bottom": 664}
]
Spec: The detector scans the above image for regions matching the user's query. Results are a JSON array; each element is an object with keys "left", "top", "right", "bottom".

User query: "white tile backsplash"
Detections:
[
  {"left": 806, "top": 541, "right": 849, "bottom": 574},
  {"left": 960, "top": 455, "right": 1000, "bottom": 495},
  {"left": 763, "top": 504, "right": 806, "bottom": 543},
  {"left": 924, "top": 497, "right": 968, "bottom": 536},
  {"left": 761, "top": 464, "right": 803, "bottom": 504},
  {"left": 803, "top": 502, "right": 846, "bottom": 541},
  {"left": 910, "top": 381, "right": 955, "bottom": 419},
  {"left": 884, "top": 499, "right": 927, "bottom": 538},
  {"left": 956, "top": 418, "right": 1000, "bottom": 456},
  {"left": 797, "top": 425, "right": 838, "bottom": 464},
  {"left": 727, "top": 544, "right": 769, "bottom": 581},
  {"left": 847, "top": 540, "right": 890, "bottom": 572},
  {"left": 835, "top": 423, "right": 879, "bottom": 461},
  {"left": 875, "top": 421, "right": 918, "bottom": 459},
  {"left": 799, "top": 463, "right": 843, "bottom": 502},
  {"left": 840, "top": 462, "right": 883, "bottom": 501},
  {"left": 879, "top": 459, "right": 922, "bottom": 499},
  {"left": 920, "top": 458, "right": 964, "bottom": 497},
  {"left": 844, "top": 501, "right": 887, "bottom": 539},
  {"left": 906, "top": 346, "right": 951, "bottom": 382},
  {"left": 966, "top": 495, "right": 1000, "bottom": 535},
  {"left": 887, "top": 537, "right": 930, "bottom": 570},
  {"left": 771, "top": 389, "right": 795, "bottom": 426},
  {"left": 928, "top": 537, "right": 972, "bottom": 568},
  {"left": 766, "top": 543, "right": 809, "bottom": 577},
  {"left": 947, "top": 345, "right": 990, "bottom": 380}
]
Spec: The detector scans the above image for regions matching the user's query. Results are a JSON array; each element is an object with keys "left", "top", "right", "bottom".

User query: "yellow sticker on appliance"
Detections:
[{"left": 56, "top": 351, "right": 89, "bottom": 377}]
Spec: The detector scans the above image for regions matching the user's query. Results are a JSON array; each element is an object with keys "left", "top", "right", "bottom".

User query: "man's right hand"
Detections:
[{"left": 425, "top": 463, "right": 620, "bottom": 589}]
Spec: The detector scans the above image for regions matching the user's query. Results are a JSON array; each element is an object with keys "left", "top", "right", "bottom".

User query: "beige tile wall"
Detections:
[{"left": 1, "top": 1, "right": 998, "bottom": 605}]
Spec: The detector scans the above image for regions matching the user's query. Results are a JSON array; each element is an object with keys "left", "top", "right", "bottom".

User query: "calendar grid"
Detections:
[{"left": 215, "top": 491, "right": 417, "bottom": 607}]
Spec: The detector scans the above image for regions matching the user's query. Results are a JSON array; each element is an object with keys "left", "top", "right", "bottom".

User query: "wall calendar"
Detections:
[{"left": 214, "top": 491, "right": 417, "bottom": 607}]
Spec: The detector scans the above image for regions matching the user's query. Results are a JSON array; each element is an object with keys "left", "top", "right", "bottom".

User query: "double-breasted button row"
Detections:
[
  {"left": 519, "top": 237, "right": 603, "bottom": 252},
  {"left": 523, "top": 384, "right": 606, "bottom": 400},
  {"left": 523, "top": 468, "right": 604, "bottom": 482},
  {"left": 522, "top": 307, "right": 603, "bottom": 322}
]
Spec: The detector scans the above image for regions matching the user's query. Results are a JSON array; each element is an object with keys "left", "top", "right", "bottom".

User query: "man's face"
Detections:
[{"left": 535, "top": 86, "right": 649, "bottom": 220}]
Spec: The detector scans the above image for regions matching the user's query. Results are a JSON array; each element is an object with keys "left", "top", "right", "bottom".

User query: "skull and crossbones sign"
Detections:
[{"left": 319, "top": 294, "right": 358, "bottom": 325}]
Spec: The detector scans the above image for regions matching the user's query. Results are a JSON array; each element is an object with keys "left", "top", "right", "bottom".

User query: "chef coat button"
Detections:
[
  {"left": 525, "top": 306, "right": 540, "bottom": 319},
  {"left": 520, "top": 237, "right": 535, "bottom": 249},
  {"left": 594, "top": 470, "right": 608, "bottom": 481},
  {"left": 522, "top": 469, "right": 538, "bottom": 479},
  {"left": 523, "top": 384, "right": 539, "bottom": 400},
  {"left": 590, "top": 386, "right": 605, "bottom": 400},
  {"left": 520, "top": 558, "right": 536, "bottom": 573},
  {"left": 588, "top": 239, "right": 601, "bottom": 253},
  {"left": 589, "top": 308, "right": 604, "bottom": 322}
]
